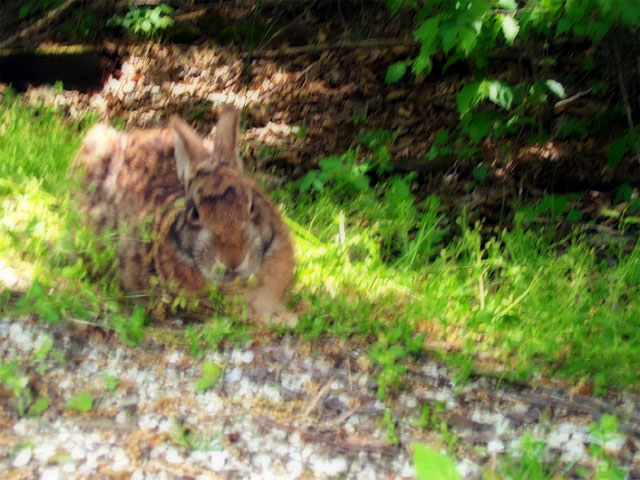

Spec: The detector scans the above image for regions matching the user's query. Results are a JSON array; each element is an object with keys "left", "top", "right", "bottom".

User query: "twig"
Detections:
[
  {"left": 553, "top": 89, "right": 591, "bottom": 113},
  {"left": 324, "top": 402, "right": 361, "bottom": 427},
  {"left": 0, "top": 0, "right": 78, "bottom": 50},
  {"left": 612, "top": 34, "right": 640, "bottom": 167},
  {"left": 253, "top": 414, "right": 392, "bottom": 454},
  {"left": 251, "top": 38, "right": 418, "bottom": 58},
  {"left": 303, "top": 373, "right": 336, "bottom": 418}
]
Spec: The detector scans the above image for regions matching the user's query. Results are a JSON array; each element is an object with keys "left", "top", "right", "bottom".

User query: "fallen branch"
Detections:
[
  {"left": 0, "top": 0, "right": 78, "bottom": 51},
  {"left": 251, "top": 38, "right": 418, "bottom": 58},
  {"left": 553, "top": 89, "right": 591, "bottom": 114},
  {"left": 253, "top": 414, "right": 393, "bottom": 454}
]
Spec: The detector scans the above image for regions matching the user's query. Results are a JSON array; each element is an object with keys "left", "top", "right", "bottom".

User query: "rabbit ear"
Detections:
[
  {"left": 212, "top": 105, "right": 242, "bottom": 170},
  {"left": 171, "top": 117, "right": 209, "bottom": 184}
]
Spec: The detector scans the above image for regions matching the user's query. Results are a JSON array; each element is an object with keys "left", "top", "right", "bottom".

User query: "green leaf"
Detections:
[
  {"left": 487, "top": 81, "right": 514, "bottom": 110},
  {"left": 413, "top": 443, "right": 462, "bottom": 480},
  {"left": 103, "top": 373, "right": 119, "bottom": 392},
  {"left": 66, "top": 393, "right": 93, "bottom": 412},
  {"left": 412, "top": 54, "right": 433, "bottom": 76},
  {"left": 544, "top": 79, "right": 566, "bottom": 99},
  {"left": 466, "top": 112, "right": 494, "bottom": 143},
  {"left": 607, "top": 136, "right": 628, "bottom": 167},
  {"left": 498, "top": 15, "right": 519, "bottom": 45},
  {"left": 387, "top": 0, "right": 404, "bottom": 15},
  {"left": 565, "top": 208, "right": 583, "bottom": 223},
  {"left": 457, "top": 81, "right": 484, "bottom": 117},
  {"left": 29, "top": 397, "right": 49, "bottom": 416},
  {"left": 550, "top": 195, "right": 568, "bottom": 216},
  {"left": 498, "top": 0, "right": 517, "bottom": 10},
  {"left": 414, "top": 16, "right": 440, "bottom": 49},
  {"left": 556, "top": 17, "right": 573, "bottom": 37},
  {"left": 440, "top": 22, "right": 458, "bottom": 54},
  {"left": 473, "top": 165, "right": 488, "bottom": 183},
  {"left": 385, "top": 61, "right": 408, "bottom": 84},
  {"left": 196, "top": 362, "right": 221, "bottom": 393},
  {"left": 614, "top": 182, "right": 633, "bottom": 203}
]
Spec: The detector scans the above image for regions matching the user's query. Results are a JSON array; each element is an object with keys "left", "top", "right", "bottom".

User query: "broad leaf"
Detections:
[
  {"left": 413, "top": 444, "right": 462, "bottom": 480},
  {"left": 498, "top": 0, "right": 517, "bottom": 9},
  {"left": 386, "top": 61, "right": 408, "bottom": 84},
  {"left": 473, "top": 165, "right": 488, "bottom": 183},
  {"left": 499, "top": 15, "right": 519, "bottom": 44},
  {"left": 565, "top": 208, "right": 583, "bottom": 223},
  {"left": 607, "top": 136, "right": 628, "bottom": 167},
  {"left": 387, "top": 0, "right": 404, "bottom": 15},
  {"left": 457, "top": 81, "right": 484, "bottom": 117},
  {"left": 488, "top": 81, "right": 514, "bottom": 110},
  {"left": 66, "top": 393, "right": 93, "bottom": 412},
  {"left": 544, "top": 79, "right": 566, "bottom": 99}
]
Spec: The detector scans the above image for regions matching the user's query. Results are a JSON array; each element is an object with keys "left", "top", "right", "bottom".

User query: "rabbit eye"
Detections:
[{"left": 189, "top": 205, "right": 200, "bottom": 222}]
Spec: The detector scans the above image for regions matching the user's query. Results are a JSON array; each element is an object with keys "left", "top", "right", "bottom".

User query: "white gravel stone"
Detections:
[
  {"left": 562, "top": 437, "right": 587, "bottom": 463},
  {"left": 232, "top": 349, "right": 255, "bottom": 364},
  {"left": 40, "top": 467, "right": 60, "bottom": 480},
  {"left": 457, "top": 458, "right": 480, "bottom": 479},
  {"left": 487, "top": 438, "right": 505, "bottom": 454},
  {"left": 165, "top": 447, "right": 182, "bottom": 464},
  {"left": 34, "top": 443, "right": 56, "bottom": 463},
  {"left": 262, "top": 384, "right": 281, "bottom": 403},
  {"left": 115, "top": 411, "right": 128, "bottom": 424},
  {"left": 254, "top": 453, "right": 272, "bottom": 470},
  {"left": 209, "top": 450, "right": 227, "bottom": 471},
  {"left": 12, "top": 448, "right": 32, "bottom": 468},
  {"left": 547, "top": 426, "right": 571, "bottom": 449},
  {"left": 167, "top": 350, "right": 183, "bottom": 364},
  {"left": 280, "top": 372, "right": 303, "bottom": 392},
  {"left": 311, "top": 455, "right": 348, "bottom": 477},
  {"left": 604, "top": 436, "right": 626, "bottom": 455},
  {"left": 69, "top": 444, "right": 86, "bottom": 461},
  {"left": 225, "top": 367, "right": 243, "bottom": 383}
]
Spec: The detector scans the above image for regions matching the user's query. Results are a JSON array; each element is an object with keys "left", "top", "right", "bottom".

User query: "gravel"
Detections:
[{"left": 1, "top": 316, "right": 639, "bottom": 479}]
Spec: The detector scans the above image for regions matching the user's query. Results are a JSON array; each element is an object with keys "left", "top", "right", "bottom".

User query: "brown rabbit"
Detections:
[{"left": 73, "top": 106, "right": 296, "bottom": 326}]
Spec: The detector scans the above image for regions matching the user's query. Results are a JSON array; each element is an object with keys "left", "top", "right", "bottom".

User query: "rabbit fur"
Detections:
[{"left": 73, "top": 105, "right": 296, "bottom": 326}]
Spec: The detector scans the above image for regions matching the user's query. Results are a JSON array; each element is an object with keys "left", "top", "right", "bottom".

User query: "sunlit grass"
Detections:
[
  {"left": 1, "top": 91, "right": 638, "bottom": 394},
  {"left": 280, "top": 162, "right": 640, "bottom": 393}
]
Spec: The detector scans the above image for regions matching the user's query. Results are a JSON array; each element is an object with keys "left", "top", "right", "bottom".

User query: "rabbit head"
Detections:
[{"left": 171, "top": 106, "right": 265, "bottom": 284}]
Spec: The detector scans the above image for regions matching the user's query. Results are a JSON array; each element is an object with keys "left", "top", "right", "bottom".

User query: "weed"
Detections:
[
  {"left": 66, "top": 393, "right": 93, "bottom": 412},
  {"left": 381, "top": 407, "right": 399, "bottom": 446},
  {"left": 107, "top": 4, "right": 175, "bottom": 40},
  {"left": 103, "top": 373, "right": 119, "bottom": 392},
  {"left": 169, "top": 419, "right": 222, "bottom": 451},
  {"left": 413, "top": 443, "right": 462, "bottom": 480},
  {"left": 0, "top": 362, "right": 34, "bottom": 416},
  {"left": 586, "top": 415, "right": 629, "bottom": 480},
  {"left": 499, "top": 434, "right": 565, "bottom": 480},
  {"left": 196, "top": 361, "right": 221, "bottom": 393}
]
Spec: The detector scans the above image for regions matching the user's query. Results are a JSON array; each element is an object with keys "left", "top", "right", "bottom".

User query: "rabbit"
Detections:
[{"left": 73, "top": 106, "right": 297, "bottom": 327}]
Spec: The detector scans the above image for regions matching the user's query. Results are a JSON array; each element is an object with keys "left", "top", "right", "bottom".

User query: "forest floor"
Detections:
[{"left": 1, "top": 2, "right": 639, "bottom": 479}]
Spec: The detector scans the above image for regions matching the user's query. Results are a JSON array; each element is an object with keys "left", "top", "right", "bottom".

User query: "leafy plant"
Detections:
[
  {"left": 587, "top": 415, "right": 628, "bottom": 480},
  {"left": 196, "top": 361, "right": 221, "bottom": 393},
  {"left": 112, "top": 304, "right": 147, "bottom": 346},
  {"left": 107, "top": 3, "right": 175, "bottom": 40},
  {"left": 499, "top": 434, "right": 564, "bottom": 480},
  {"left": 382, "top": 407, "right": 399, "bottom": 445},
  {"left": 66, "top": 393, "right": 93, "bottom": 412},
  {"left": 103, "top": 373, "right": 119, "bottom": 392}
]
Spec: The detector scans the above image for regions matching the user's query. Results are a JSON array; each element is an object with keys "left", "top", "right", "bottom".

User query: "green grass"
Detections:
[{"left": 1, "top": 91, "right": 638, "bottom": 396}]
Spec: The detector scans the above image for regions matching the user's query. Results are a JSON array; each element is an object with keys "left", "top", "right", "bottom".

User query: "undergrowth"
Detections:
[{"left": 0, "top": 91, "right": 638, "bottom": 399}]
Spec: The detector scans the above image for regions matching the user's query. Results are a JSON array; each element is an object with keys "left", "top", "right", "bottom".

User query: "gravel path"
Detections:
[{"left": 1, "top": 316, "right": 639, "bottom": 479}]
